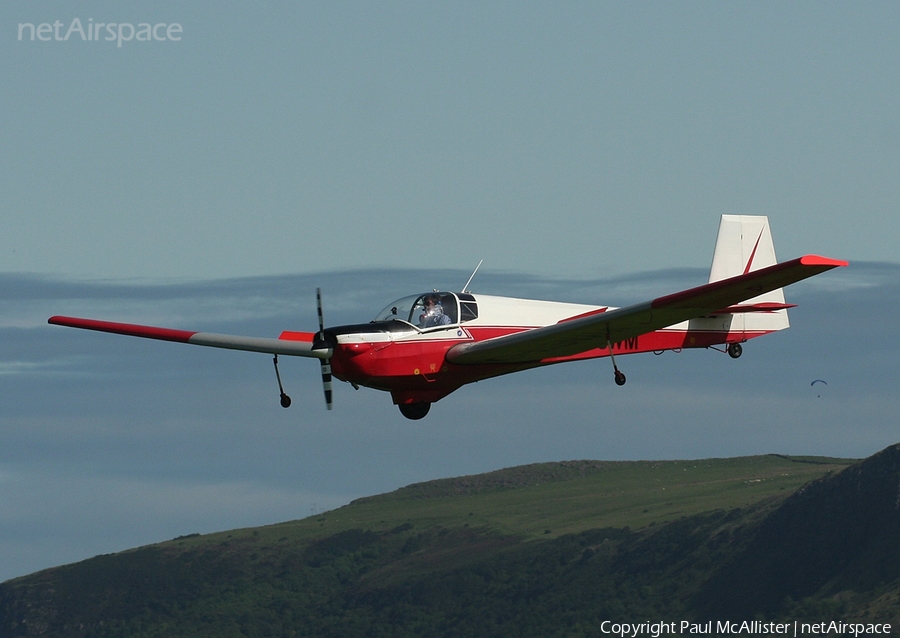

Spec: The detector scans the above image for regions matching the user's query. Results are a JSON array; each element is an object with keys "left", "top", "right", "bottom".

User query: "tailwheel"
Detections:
[
  {"left": 727, "top": 343, "right": 743, "bottom": 359},
  {"left": 614, "top": 370, "right": 626, "bottom": 386},
  {"left": 399, "top": 402, "right": 431, "bottom": 420}
]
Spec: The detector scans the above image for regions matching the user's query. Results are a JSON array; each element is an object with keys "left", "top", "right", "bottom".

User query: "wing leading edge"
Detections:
[
  {"left": 446, "top": 255, "right": 847, "bottom": 366},
  {"left": 47, "top": 316, "right": 331, "bottom": 359}
]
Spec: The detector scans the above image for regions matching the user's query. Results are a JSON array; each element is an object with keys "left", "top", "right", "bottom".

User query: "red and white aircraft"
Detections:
[{"left": 50, "top": 216, "right": 846, "bottom": 419}]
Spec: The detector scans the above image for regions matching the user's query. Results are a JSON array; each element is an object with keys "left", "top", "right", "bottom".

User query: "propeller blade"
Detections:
[
  {"left": 316, "top": 288, "right": 334, "bottom": 411},
  {"left": 321, "top": 360, "right": 334, "bottom": 410},
  {"left": 316, "top": 288, "right": 325, "bottom": 334}
]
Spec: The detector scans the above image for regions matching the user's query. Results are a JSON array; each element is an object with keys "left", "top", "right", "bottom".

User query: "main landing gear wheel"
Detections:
[
  {"left": 614, "top": 370, "right": 627, "bottom": 386},
  {"left": 399, "top": 402, "right": 431, "bottom": 420},
  {"left": 280, "top": 393, "right": 292, "bottom": 408},
  {"left": 727, "top": 343, "right": 743, "bottom": 359}
]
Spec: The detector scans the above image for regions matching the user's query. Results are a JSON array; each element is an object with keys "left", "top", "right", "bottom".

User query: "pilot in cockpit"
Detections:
[{"left": 418, "top": 294, "right": 451, "bottom": 328}]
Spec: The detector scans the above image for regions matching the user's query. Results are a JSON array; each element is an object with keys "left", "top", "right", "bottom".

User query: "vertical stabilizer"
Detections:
[
  {"left": 709, "top": 215, "right": 778, "bottom": 282},
  {"left": 709, "top": 215, "right": 789, "bottom": 333}
]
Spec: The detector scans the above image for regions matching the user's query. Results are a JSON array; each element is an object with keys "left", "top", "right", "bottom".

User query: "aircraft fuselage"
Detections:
[{"left": 307, "top": 291, "right": 774, "bottom": 407}]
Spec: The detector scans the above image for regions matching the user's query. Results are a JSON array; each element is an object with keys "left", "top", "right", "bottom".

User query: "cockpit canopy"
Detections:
[{"left": 374, "top": 292, "right": 478, "bottom": 329}]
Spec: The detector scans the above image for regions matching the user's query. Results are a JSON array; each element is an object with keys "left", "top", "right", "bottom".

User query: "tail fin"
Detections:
[
  {"left": 709, "top": 215, "right": 790, "bottom": 333},
  {"left": 709, "top": 215, "right": 778, "bottom": 282}
]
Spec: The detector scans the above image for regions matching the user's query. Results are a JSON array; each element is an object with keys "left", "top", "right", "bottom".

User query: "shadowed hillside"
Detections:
[
  {"left": 695, "top": 444, "right": 900, "bottom": 619},
  {"left": 2, "top": 450, "right": 899, "bottom": 637}
]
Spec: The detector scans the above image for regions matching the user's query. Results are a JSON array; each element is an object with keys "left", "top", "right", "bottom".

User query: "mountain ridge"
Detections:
[{"left": 3, "top": 449, "right": 899, "bottom": 637}]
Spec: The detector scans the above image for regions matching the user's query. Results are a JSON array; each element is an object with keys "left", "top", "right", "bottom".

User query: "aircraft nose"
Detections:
[{"left": 345, "top": 342, "right": 374, "bottom": 355}]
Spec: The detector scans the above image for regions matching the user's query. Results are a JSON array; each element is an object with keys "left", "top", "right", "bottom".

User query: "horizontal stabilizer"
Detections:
[{"left": 714, "top": 302, "right": 797, "bottom": 314}]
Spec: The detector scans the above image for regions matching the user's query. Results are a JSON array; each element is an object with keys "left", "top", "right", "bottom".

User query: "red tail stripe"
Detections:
[{"left": 743, "top": 228, "right": 764, "bottom": 274}]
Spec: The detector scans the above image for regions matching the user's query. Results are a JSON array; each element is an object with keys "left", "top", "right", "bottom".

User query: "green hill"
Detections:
[{"left": 2, "top": 450, "right": 899, "bottom": 637}]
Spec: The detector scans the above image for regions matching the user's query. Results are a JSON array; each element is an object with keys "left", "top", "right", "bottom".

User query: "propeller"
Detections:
[
  {"left": 272, "top": 288, "right": 333, "bottom": 410},
  {"left": 316, "top": 288, "right": 334, "bottom": 410}
]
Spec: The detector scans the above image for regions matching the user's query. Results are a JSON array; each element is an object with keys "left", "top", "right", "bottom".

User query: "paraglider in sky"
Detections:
[{"left": 811, "top": 379, "right": 827, "bottom": 398}]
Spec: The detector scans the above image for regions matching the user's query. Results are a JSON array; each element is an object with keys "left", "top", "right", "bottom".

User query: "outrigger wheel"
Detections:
[
  {"left": 606, "top": 338, "right": 626, "bottom": 386},
  {"left": 399, "top": 402, "right": 431, "bottom": 420},
  {"left": 273, "top": 355, "right": 291, "bottom": 408},
  {"left": 727, "top": 343, "right": 743, "bottom": 359}
]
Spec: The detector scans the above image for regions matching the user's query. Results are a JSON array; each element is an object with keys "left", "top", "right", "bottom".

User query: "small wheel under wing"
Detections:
[{"left": 727, "top": 343, "right": 743, "bottom": 359}]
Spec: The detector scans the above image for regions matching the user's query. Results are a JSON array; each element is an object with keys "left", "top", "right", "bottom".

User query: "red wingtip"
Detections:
[
  {"left": 799, "top": 255, "right": 849, "bottom": 268},
  {"left": 48, "top": 316, "right": 197, "bottom": 342}
]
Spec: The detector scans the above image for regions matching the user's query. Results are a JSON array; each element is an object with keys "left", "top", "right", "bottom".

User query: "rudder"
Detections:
[
  {"left": 709, "top": 215, "right": 778, "bottom": 282},
  {"left": 708, "top": 215, "right": 789, "bottom": 333}
]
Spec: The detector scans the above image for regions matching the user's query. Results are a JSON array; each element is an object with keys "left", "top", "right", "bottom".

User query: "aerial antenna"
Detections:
[{"left": 462, "top": 259, "right": 483, "bottom": 293}]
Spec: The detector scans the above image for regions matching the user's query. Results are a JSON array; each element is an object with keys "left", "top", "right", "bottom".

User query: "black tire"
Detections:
[
  {"left": 614, "top": 371, "right": 626, "bottom": 386},
  {"left": 398, "top": 402, "right": 431, "bottom": 420},
  {"left": 280, "top": 393, "right": 292, "bottom": 408},
  {"left": 727, "top": 343, "right": 743, "bottom": 359}
]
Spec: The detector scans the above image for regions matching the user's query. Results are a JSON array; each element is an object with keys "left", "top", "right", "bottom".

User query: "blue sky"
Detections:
[
  {"left": 1, "top": 2, "right": 899, "bottom": 581},
  {"left": 2, "top": 2, "right": 898, "bottom": 280}
]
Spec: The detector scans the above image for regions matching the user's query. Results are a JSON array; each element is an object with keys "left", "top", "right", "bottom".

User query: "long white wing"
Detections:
[
  {"left": 47, "top": 316, "right": 332, "bottom": 359},
  {"left": 446, "top": 255, "right": 846, "bottom": 365}
]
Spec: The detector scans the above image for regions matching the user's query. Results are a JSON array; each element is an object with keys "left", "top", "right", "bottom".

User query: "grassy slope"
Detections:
[
  {"left": 0, "top": 455, "right": 862, "bottom": 637},
  {"left": 210, "top": 454, "right": 853, "bottom": 547}
]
